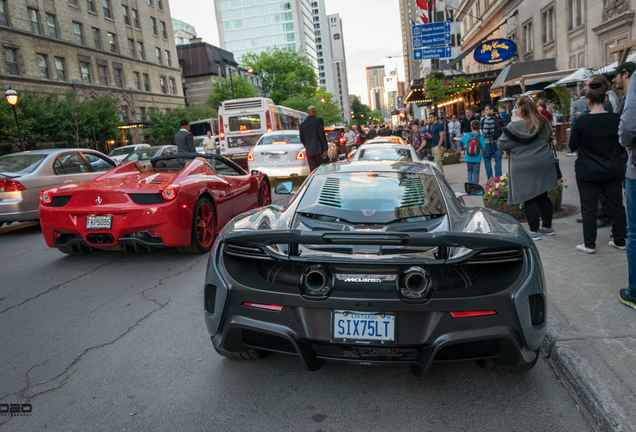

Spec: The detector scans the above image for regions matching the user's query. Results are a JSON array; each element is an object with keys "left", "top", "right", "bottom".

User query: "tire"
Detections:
[
  {"left": 257, "top": 180, "right": 271, "bottom": 207},
  {"left": 476, "top": 349, "right": 541, "bottom": 372},
  {"left": 214, "top": 346, "right": 267, "bottom": 360},
  {"left": 177, "top": 197, "right": 216, "bottom": 254}
]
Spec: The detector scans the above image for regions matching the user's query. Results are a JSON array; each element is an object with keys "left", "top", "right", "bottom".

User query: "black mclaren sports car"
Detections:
[{"left": 203, "top": 161, "right": 547, "bottom": 376}]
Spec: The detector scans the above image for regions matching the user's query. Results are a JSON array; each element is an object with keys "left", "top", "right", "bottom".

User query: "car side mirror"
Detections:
[
  {"left": 251, "top": 170, "right": 261, "bottom": 176},
  {"left": 275, "top": 181, "right": 293, "bottom": 194},
  {"left": 464, "top": 182, "right": 484, "bottom": 196},
  {"left": 338, "top": 154, "right": 347, "bottom": 161}
]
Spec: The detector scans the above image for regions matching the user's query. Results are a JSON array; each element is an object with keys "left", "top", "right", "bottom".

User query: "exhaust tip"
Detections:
[
  {"left": 301, "top": 264, "right": 332, "bottom": 297},
  {"left": 399, "top": 266, "right": 431, "bottom": 300},
  {"left": 305, "top": 269, "right": 327, "bottom": 293},
  {"left": 404, "top": 272, "right": 427, "bottom": 295}
]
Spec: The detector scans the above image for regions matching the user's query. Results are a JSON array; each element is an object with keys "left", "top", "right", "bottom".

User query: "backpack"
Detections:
[
  {"left": 466, "top": 133, "right": 481, "bottom": 156},
  {"left": 491, "top": 113, "right": 508, "bottom": 140}
]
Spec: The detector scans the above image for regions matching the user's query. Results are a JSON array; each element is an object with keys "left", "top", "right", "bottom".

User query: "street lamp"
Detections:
[
  {"left": 5, "top": 88, "right": 24, "bottom": 152},
  {"left": 320, "top": 98, "right": 326, "bottom": 103},
  {"left": 247, "top": 67, "right": 254, "bottom": 73},
  {"left": 223, "top": 61, "right": 235, "bottom": 99}
]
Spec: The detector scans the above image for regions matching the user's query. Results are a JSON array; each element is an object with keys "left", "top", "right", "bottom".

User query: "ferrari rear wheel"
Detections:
[
  {"left": 258, "top": 180, "right": 271, "bottom": 207},
  {"left": 214, "top": 346, "right": 267, "bottom": 360},
  {"left": 177, "top": 197, "right": 216, "bottom": 254}
]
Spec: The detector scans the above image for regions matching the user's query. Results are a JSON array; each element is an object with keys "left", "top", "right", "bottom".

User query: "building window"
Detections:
[
  {"left": 69, "top": 0, "right": 78, "bottom": 6},
  {"left": 164, "top": 50, "right": 171, "bottom": 67},
  {"left": 102, "top": 0, "right": 111, "bottom": 19},
  {"left": 157, "top": 0, "right": 163, "bottom": 10},
  {"left": 160, "top": 21, "right": 167, "bottom": 39},
  {"left": 147, "top": 0, "right": 153, "bottom": 6},
  {"left": 568, "top": 0, "right": 584, "bottom": 30},
  {"left": 160, "top": 76, "right": 166, "bottom": 93},
  {"left": 523, "top": 20, "right": 533, "bottom": 53},
  {"left": 73, "top": 22, "right": 84, "bottom": 45},
  {"left": 55, "top": 57, "right": 66, "bottom": 81},
  {"left": 122, "top": 5, "right": 130, "bottom": 25},
  {"left": 169, "top": 78, "right": 176, "bottom": 94},
  {"left": 143, "top": 73, "right": 150, "bottom": 91},
  {"left": 134, "top": 71, "right": 141, "bottom": 90},
  {"left": 45, "top": 14, "right": 58, "bottom": 39},
  {"left": 128, "top": 39, "right": 135, "bottom": 58},
  {"left": 87, "top": 0, "right": 95, "bottom": 13},
  {"left": 140, "top": 107, "right": 146, "bottom": 121},
  {"left": 80, "top": 62, "right": 91, "bottom": 84},
  {"left": 98, "top": 65, "right": 108, "bottom": 86},
  {"left": 28, "top": 8, "right": 41, "bottom": 35},
  {"left": 155, "top": 47, "right": 161, "bottom": 64},
  {"left": 93, "top": 28, "right": 101, "bottom": 50},
  {"left": 108, "top": 32, "right": 117, "bottom": 53},
  {"left": 37, "top": 54, "right": 49, "bottom": 79},
  {"left": 114, "top": 67, "right": 123, "bottom": 88},
  {"left": 0, "top": 0, "right": 8, "bottom": 27},
  {"left": 132, "top": 9, "right": 140, "bottom": 28},
  {"left": 542, "top": 6, "right": 554, "bottom": 44},
  {"left": 137, "top": 42, "right": 145, "bottom": 60},
  {"left": 151, "top": 17, "right": 158, "bottom": 35}
]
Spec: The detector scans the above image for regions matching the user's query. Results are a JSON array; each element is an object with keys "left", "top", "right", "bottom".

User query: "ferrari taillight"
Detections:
[
  {"left": 219, "top": 115, "right": 225, "bottom": 140},
  {"left": 295, "top": 151, "right": 306, "bottom": 160},
  {"left": 161, "top": 184, "right": 180, "bottom": 201},
  {"left": 265, "top": 111, "right": 272, "bottom": 133},
  {"left": 40, "top": 190, "right": 53, "bottom": 205},
  {"left": 0, "top": 178, "right": 26, "bottom": 192},
  {"left": 247, "top": 152, "right": 254, "bottom": 161}
]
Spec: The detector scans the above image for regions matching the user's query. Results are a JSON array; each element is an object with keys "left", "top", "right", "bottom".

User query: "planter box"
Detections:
[
  {"left": 442, "top": 154, "right": 461, "bottom": 165},
  {"left": 483, "top": 189, "right": 563, "bottom": 220}
]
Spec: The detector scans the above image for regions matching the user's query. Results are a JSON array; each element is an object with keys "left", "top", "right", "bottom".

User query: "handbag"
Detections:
[{"left": 550, "top": 137, "right": 563, "bottom": 180}]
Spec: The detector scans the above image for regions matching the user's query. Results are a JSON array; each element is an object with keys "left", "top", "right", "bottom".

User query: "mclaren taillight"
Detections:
[
  {"left": 450, "top": 311, "right": 497, "bottom": 318},
  {"left": 40, "top": 190, "right": 53, "bottom": 205},
  {"left": 247, "top": 152, "right": 254, "bottom": 161},
  {"left": 242, "top": 302, "right": 283, "bottom": 312},
  {"left": 0, "top": 179, "right": 26, "bottom": 192},
  {"left": 219, "top": 115, "right": 225, "bottom": 140},
  {"left": 161, "top": 184, "right": 179, "bottom": 201},
  {"left": 265, "top": 111, "right": 272, "bottom": 133},
  {"left": 295, "top": 150, "right": 306, "bottom": 160}
]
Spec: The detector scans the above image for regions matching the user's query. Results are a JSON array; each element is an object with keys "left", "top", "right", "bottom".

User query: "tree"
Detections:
[
  {"left": 205, "top": 75, "right": 259, "bottom": 109},
  {"left": 240, "top": 47, "right": 317, "bottom": 104},
  {"left": 281, "top": 88, "right": 343, "bottom": 125},
  {"left": 351, "top": 98, "right": 381, "bottom": 126},
  {"left": 150, "top": 105, "right": 218, "bottom": 144}
]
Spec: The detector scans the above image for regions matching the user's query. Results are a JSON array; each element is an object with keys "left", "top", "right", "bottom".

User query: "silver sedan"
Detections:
[
  {"left": 349, "top": 142, "right": 443, "bottom": 173},
  {"left": 247, "top": 131, "right": 311, "bottom": 179},
  {"left": 0, "top": 149, "right": 117, "bottom": 226}
]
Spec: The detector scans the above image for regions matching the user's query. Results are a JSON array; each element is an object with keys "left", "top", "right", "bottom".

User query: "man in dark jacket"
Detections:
[
  {"left": 299, "top": 106, "right": 329, "bottom": 171},
  {"left": 366, "top": 124, "right": 377, "bottom": 140},
  {"left": 460, "top": 109, "right": 475, "bottom": 135},
  {"left": 174, "top": 119, "right": 196, "bottom": 154}
]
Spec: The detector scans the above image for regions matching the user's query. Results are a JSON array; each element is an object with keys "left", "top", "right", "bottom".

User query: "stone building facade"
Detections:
[{"left": 1, "top": 0, "right": 184, "bottom": 143}]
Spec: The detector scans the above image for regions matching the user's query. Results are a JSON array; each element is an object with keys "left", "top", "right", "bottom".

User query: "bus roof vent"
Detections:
[{"left": 224, "top": 99, "right": 263, "bottom": 111}]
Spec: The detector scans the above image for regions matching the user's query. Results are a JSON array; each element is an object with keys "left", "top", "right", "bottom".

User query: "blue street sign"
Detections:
[
  {"left": 412, "top": 21, "right": 451, "bottom": 50},
  {"left": 413, "top": 33, "right": 451, "bottom": 48},
  {"left": 419, "top": 21, "right": 451, "bottom": 35},
  {"left": 414, "top": 46, "right": 453, "bottom": 60}
]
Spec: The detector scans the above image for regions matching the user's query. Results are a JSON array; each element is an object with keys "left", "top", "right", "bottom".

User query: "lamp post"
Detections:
[
  {"left": 224, "top": 61, "right": 235, "bottom": 99},
  {"left": 5, "top": 88, "right": 24, "bottom": 152}
]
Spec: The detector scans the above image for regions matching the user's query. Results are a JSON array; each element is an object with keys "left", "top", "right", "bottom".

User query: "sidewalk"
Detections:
[{"left": 447, "top": 153, "right": 635, "bottom": 432}]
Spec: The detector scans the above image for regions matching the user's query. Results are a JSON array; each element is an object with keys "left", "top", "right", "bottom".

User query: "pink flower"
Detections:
[{"left": 495, "top": 191, "right": 499, "bottom": 196}]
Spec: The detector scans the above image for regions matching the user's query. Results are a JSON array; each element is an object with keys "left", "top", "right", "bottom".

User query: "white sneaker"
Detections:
[
  {"left": 609, "top": 241, "right": 626, "bottom": 251},
  {"left": 528, "top": 231, "right": 542, "bottom": 241},
  {"left": 576, "top": 244, "right": 595, "bottom": 254},
  {"left": 566, "top": 152, "right": 577, "bottom": 157}
]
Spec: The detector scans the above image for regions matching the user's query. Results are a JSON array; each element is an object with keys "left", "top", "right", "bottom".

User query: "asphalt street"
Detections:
[{"left": 0, "top": 177, "right": 592, "bottom": 432}]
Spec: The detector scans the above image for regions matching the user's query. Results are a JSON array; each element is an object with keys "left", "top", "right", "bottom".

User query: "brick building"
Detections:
[{"left": 0, "top": 0, "right": 184, "bottom": 144}]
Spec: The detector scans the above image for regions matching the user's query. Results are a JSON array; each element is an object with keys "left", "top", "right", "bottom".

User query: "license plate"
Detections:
[
  {"left": 333, "top": 311, "right": 395, "bottom": 343},
  {"left": 86, "top": 215, "right": 112, "bottom": 229},
  {"left": 269, "top": 155, "right": 281, "bottom": 161}
]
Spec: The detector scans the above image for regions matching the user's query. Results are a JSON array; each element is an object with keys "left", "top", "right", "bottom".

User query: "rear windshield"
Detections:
[
  {"left": 229, "top": 115, "right": 261, "bottom": 132},
  {"left": 0, "top": 154, "right": 47, "bottom": 174},
  {"left": 109, "top": 147, "right": 136, "bottom": 157},
  {"left": 124, "top": 148, "right": 162, "bottom": 162},
  {"left": 356, "top": 147, "right": 412, "bottom": 161},
  {"left": 256, "top": 133, "right": 301, "bottom": 145},
  {"left": 297, "top": 171, "right": 447, "bottom": 223},
  {"left": 325, "top": 129, "right": 342, "bottom": 140}
]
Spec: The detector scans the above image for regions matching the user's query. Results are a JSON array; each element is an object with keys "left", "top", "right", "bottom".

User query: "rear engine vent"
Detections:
[
  {"left": 334, "top": 266, "right": 400, "bottom": 273},
  {"left": 324, "top": 234, "right": 408, "bottom": 245},
  {"left": 224, "top": 100, "right": 263, "bottom": 111},
  {"left": 50, "top": 196, "right": 72, "bottom": 207},
  {"left": 467, "top": 248, "right": 523, "bottom": 264},
  {"left": 224, "top": 243, "right": 271, "bottom": 260},
  {"left": 149, "top": 177, "right": 164, "bottom": 184},
  {"left": 129, "top": 193, "right": 167, "bottom": 205},
  {"left": 318, "top": 178, "right": 341, "bottom": 208},
  {"left": 400, "top": 178, "right": 426, "bottom": 207}
]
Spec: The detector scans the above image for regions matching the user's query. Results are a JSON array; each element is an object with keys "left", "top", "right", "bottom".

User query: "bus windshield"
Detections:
[{"left": 229, "top": 115, "right": 261, "bottom": 131}]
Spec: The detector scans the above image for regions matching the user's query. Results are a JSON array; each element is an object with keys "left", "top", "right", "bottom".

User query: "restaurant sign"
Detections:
[{"left": 473, "top": 39, "right": 516, "bottom": 64}]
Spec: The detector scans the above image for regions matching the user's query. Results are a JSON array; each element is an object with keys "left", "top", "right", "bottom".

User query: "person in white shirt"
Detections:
[
  {"left": 448, "top": 115, "right": 462, "bottom": 150},
  {"left": 343, "top": 126, "right": 357, "bottom": 150},
  {"left": 202, "top": 130, "right": 217, "bottom": 154}
]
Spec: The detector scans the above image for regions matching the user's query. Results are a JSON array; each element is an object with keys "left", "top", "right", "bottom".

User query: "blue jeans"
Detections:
[
  {"left": 626, "top": 177, "right": 636, "bottom": 298},
  {"left": 482, "top": 142, "right": 502, "bottom": 179},
  {"left": 467, "top": 162, "right": 480, "bottom": 184},
  {"left": 451, "top": 135, "right": 461, "bottom": 151}
]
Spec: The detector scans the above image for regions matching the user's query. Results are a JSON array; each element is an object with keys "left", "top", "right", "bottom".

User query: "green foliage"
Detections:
[
  {"left": 552, "top": 84, "right": 571, "bottom": 122},
  {"left": 350, "top": 98, "right": 382, "bottom": 126},
  {"left": 205, "top": 75, "right": 259, "bottom": 109},
  {"left": 470, "top": 105, "right": 480, "bottom": 112},
  {"left": 150, "top": 105, "right": 218, "bottom": 144},
  {"left": 281, "top": 88, "right": 343, "bottom": 125},
  {"left": 240, "top": 47, "right": 318, "bottom": 104},
  {"left": 424, "top": 74, "right": 473, "bottom": 104}
]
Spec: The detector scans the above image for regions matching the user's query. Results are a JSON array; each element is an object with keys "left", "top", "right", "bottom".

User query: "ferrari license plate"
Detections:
[
  {"left": 269, "top": 155, "right": 281, "bottom": 161},
  {"left": 86, "top": 215, "right": 112, "bottom": 230},
  {"left": 333, "top": 311, "right": 395, "bottom": 342}
]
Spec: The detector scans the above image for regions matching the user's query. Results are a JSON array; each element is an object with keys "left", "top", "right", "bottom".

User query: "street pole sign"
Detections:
[
  {"left": 412, "top": 21, "right": 451, "bottom": 61},
  {"left": 397, "top": 96, "right": 404, "bottom": 110},
  {"left": 414, "top": 46, "right": 453, "bottom": 60}
]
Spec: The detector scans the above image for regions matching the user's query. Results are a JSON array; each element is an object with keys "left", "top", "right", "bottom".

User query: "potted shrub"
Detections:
[{"left": 442, "top": 149, "right": 461, "bottom": 165}]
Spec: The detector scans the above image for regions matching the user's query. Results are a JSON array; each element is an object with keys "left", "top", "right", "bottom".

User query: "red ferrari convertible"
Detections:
[{"left": 39, "top": 154, "right": 271, "bottom": 254}]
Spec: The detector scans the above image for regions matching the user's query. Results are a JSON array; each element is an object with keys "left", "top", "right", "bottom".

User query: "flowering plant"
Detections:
[
  {"left": 483, "top": 174, "right": 509, "bottom": 203},
  {"left": 442, "top": 149, "right": 461, "bottom": 159}
]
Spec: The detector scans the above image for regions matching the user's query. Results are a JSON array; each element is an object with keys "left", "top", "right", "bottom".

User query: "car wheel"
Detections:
[
  {"left": 476, "top": 349, "right": 541, "bottom": 372},
  {"left": 177, "top": 197, "right": 216, "bottom": 254},
  {"left": 214, "top": 346, "right": 267, "bottom": 360},
  {"left": 257, "top": 180, "right": 271, "bottom": 207}
]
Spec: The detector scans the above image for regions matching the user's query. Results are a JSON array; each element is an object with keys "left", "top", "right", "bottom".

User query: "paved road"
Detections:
[{"left": 0, "top": 187, "right": 591, "bottom": 431}]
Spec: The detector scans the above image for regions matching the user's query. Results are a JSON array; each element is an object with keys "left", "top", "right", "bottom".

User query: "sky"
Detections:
[{"left": 169, "top": 0, "right": 405, "bottom": 106}]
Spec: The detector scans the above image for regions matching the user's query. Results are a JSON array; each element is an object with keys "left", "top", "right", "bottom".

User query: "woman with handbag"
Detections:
[
  {"left": 497, "top": 96, "right": 558, "bottom": 241},
  {"left": 569, "top": 75, "right": 627, "bottom": 254}
]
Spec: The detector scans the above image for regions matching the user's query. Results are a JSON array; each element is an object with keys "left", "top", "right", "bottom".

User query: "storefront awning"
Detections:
[
  {"left": 490, "top": 59, "right": 563, "bottom": 97},
  {"left": 544, "top": 68, "right": 593, "bottom": 89},
  {"left": 596, "top": 52, "right": 636, "bottom": 75}
]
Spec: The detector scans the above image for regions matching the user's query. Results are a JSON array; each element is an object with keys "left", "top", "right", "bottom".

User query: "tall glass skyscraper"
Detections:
[{"left": 215, "top": 0, "right": 318, "bottom": 74}]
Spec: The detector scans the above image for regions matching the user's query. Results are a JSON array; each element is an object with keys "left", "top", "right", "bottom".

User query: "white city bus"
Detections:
[{"left": 218, "top": 97, "right": 307, "bottom": 164}]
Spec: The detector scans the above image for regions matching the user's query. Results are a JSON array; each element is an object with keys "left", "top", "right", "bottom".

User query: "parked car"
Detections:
[
  {"left": 348, "top": 141, "right": 442, "bottom": 173},
  {"left": 107, "top": 144, "right": 151, "bottom": 165},
  {"left": 247, "top": 130, "right": 311, "bottom": 179},
  {"left": 324, "top": 126, "right": 347, "bottom": 154},
  {"left": 204, "top": 160, "right": 546, "bottom": 375},
  {"left": 121, "top": 145, "right": 178, "bottom": 167},
  {"left": 39, "top": 154, "right": 271, "bottom": 254},
  {"left": 0, "top": 149, "right": 117, "bottom": 227}
]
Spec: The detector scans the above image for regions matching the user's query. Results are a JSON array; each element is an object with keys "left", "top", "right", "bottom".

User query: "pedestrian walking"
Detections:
[
  {"left": 618, "top": 63, "right": 636, "bottom": 310},
  {"left": 174, "top": 119, "right": 196, "bottom": 154},
  {"left": 299, "top": 106, "right": 329, "bottom": 171},
  {"left": 537, "top": 101, "right": 553, "bottom": 122},
  {"left": 569, "top": 75, "right": 627, "bottom": 254},
  {"left": 610, "top": 61, "right": 635, "bottom": 179},
  {"left": 460, "top": 109, "right": 475, "bottom": 136},
  {"left": 570, "top": 89, "right": 588, "bottom": 119},
  {"left": 498, "top": 105, "right": 512, "bottom": 123},
  {"left": 456, "top": 119, "right": 485, "bottom": 183},
  {"left": 428, "top": 113, "right": 445, "bottom": 173},
  {"left": 411, "top": 121, "right": 427, "bottom": 160},
  {"left": 497, "top": 96, "right": 558, "bottom": 241},
  {"left": 448, "top": 115, "right": 462, "bottom": 151},
  {"left": 366, "top": 124, "right": 377, "bottom": 140},
  {"left": 202, "top": 130, "right": 217, "bottom": 154},
  {"left": 480, "top": 104, "right": 504, "bottom": 179},
  {"left": 342, "top": 126, "right": 356, "bottom": 151},
  {"left": 355, "top": 125, "right": 366, "bottom": 145},
  {"left": 378, "top": 124, "right": 392, "bottom": 137}
]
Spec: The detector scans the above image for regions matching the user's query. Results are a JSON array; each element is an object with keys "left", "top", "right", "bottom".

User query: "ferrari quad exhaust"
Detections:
[{"left": 86, "top": 233, "right": 114, "bottom": 244}]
